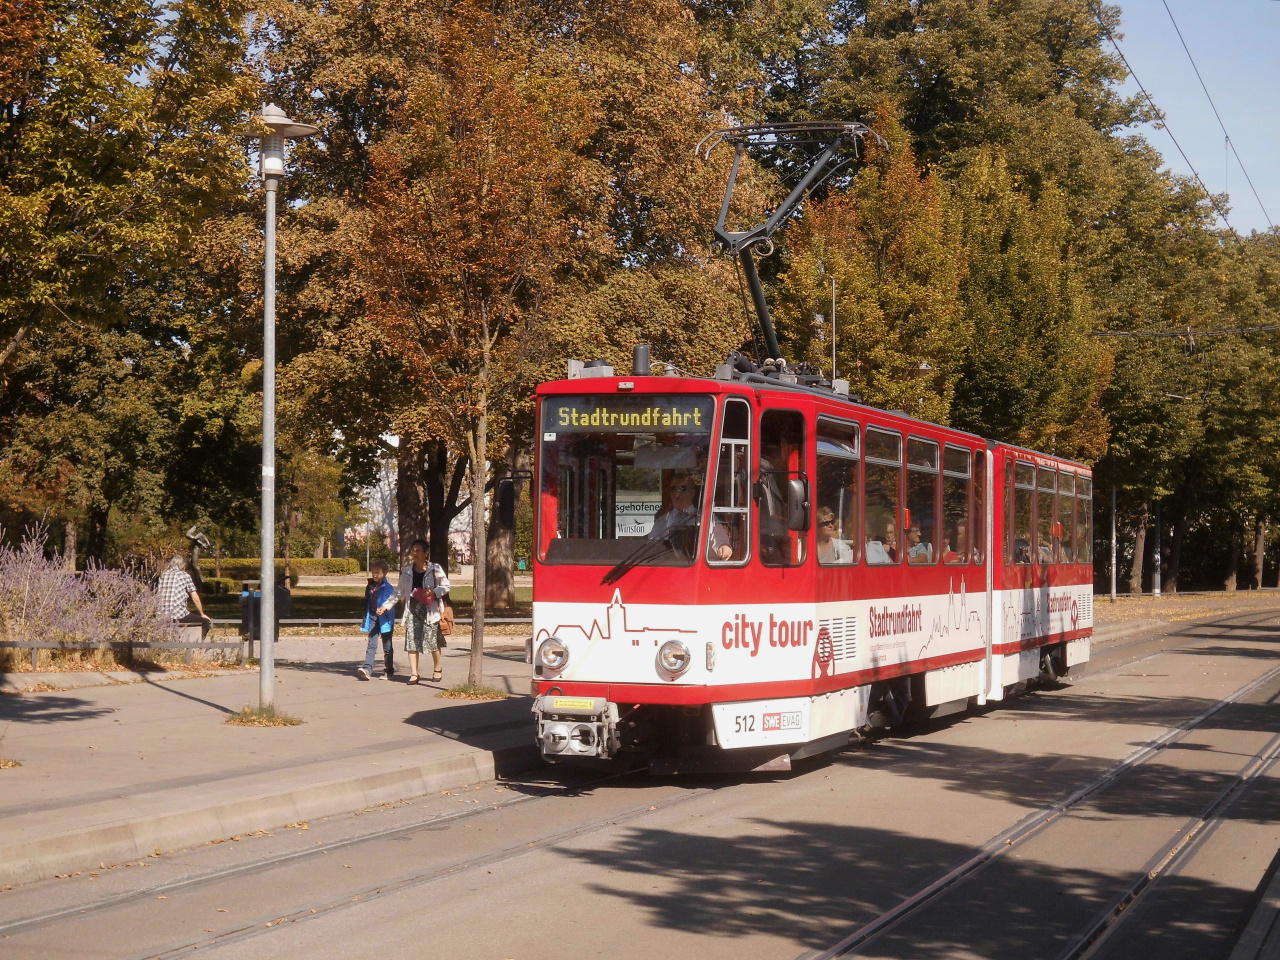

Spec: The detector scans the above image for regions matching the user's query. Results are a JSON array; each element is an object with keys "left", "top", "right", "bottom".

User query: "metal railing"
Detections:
[{"left": 209, "top": 617, "right": 532, "bottom": 629}]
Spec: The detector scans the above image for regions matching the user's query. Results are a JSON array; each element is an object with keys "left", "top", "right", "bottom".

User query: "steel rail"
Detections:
[
  {"left": 119, "top": 780, "right": 717, "bottom": 960},
  {"left": 1061, "top": 726, "right": 1280, "bottom": 960},
  {"left": 800, "top": 656, "right": 1280, "bottom": 960},
  {"left": 0, "top": 766, "right": 641, "bottom": 939}
]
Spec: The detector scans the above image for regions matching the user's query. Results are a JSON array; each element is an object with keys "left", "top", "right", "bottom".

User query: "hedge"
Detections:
[
  {"left": 200, "top": 576, "right": 240, "bottom": 597},
  {"left": 198, "top": 558, "right": 360, "bottom": 587}
]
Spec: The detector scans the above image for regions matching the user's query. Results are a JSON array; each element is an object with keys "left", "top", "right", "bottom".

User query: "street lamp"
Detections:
[{"left": 253, "top": 103, "right": 317, "bottom": 709}]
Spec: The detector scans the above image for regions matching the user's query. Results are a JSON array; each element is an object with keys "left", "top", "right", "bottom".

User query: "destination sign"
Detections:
[{"left": 542, "top": 395, "right": 713, "bottom": 434}]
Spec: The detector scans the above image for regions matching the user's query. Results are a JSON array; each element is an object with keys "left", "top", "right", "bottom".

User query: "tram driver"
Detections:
[{"left": 648, "top": 470, "right": 733, "bottom": 560}]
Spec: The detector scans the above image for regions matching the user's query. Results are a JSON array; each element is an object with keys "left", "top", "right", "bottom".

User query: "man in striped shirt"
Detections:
[{"left": 156, "top": 555, "right": 211, "bottom": 638}]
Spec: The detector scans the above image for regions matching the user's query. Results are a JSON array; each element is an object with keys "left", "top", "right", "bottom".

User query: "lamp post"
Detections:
[{"left": 254, "top": 103, "right": 317, "bottom": 709}]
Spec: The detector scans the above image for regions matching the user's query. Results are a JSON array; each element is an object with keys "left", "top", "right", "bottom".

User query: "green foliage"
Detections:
[
  {"left": 773, "top": 123, "right": 964, "bottom": 425},
  {"left": 3, "top": 0, "right": 1280, "bottom": 594},
  {"left": 200, "top": 576, "right": 239, "bottom": 597},
  {"left": 198, "top": 557, "right": 359, "bottom": 579},
  {"left": 948, "top": 148, "right": 1111, "bottom": 460}
]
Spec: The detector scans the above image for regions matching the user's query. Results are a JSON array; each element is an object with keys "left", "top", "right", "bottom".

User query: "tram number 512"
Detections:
[{"left": 733, "top": 715, "right": 756, "bottom": 733}]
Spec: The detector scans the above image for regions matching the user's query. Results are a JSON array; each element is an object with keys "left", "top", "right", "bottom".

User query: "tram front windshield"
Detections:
[{"left": 538, "top": 394, "right": 715, "bottom": 566}]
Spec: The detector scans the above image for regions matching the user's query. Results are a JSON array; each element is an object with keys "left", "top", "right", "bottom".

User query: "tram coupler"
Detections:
[{"left": 533, "top": 695, "right": 620, "bottom": 760}]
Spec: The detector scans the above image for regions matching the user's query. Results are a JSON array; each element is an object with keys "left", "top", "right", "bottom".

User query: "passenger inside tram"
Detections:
[
  {"left": 942, "top": 521, "right": 969, "bottom": 564},
  {"left": 865, "top": 518, "right": 897, "bottom": 565},
  {"left": 906, "top": 522, "right": 933, "bottom": 563},
  {"left": 756, "top": 441, "right": 791, "bottom": 565},
  {"left": 815, "top": 506, "right": 853, "bottom": 564}
]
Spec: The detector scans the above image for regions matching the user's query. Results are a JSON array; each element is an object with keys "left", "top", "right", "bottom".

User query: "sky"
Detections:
[{"left": 1110, "top": 0, "right": 1280, "bottom": 235}]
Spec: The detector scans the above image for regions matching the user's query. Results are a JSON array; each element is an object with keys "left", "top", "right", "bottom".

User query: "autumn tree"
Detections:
[
  {"left": 771, "top": 122, "right": 965, "bottom": 425},
  {"left": 357, "top": 5, "right": 603, "bottom": 684}
]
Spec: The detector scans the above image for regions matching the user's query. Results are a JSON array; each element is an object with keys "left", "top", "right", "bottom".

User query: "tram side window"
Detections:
[
  {"left": 707, "top": 398, "right": 751, "bottom": 564},
  {"left": 1077, "top": 477, "right": 1093, "bottom": 564},
  {"left": 942, "top": 446, "right": 970, "bottom": 565},
  {"left": 1004, "top": 459, "right": 1014, "bottom": 565},
  {"left": 1037, "top": 467, "right": 1056, "bottom": 563},
  {"left": 756, "top": 410, "right": 807, "bottom": 566},
  {"left": 864, "top": 428, "right": 902, "bottom": 565},
  {"left": 973, "top": 452, "right": 986, "bottom": 565},
  {"left": 815, "top": 418, "right": 859, "bottom": 565},
  {"left": 1012, "top": 462, "right": 1034, "bottom": 564},
  {"left": 1058, "top": 472, "right": 1076, "bottom": 562},
  {"left": 906, "top": 438, "right": 939, "bottom": 564}
]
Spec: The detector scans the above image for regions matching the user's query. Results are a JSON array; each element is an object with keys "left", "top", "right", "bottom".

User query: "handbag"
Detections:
[{"left": 432, "top": 563, "right": 453, "bottom": 644}]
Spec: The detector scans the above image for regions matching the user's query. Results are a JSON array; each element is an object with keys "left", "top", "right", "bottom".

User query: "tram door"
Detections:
[{"left": 755, "top": 409, "right": 807, "bottom": 567}]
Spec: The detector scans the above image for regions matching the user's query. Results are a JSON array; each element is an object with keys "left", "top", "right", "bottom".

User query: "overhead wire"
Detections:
[
  {"left": 1087, "top": 3, "right": 1239, "bottom": 235},
  {"left": 1160, "top": 0, "right": 1274, "bottom": 230}
]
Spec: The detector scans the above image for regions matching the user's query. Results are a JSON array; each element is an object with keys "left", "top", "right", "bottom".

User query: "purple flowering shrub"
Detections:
[{"left": 0, "top": 528, "right": 179, "bottom": 668}]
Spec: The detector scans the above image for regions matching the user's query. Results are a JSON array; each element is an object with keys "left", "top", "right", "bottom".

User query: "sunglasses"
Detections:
[{"left": 818, "top": 519, "right": 836, "bottom": 527}]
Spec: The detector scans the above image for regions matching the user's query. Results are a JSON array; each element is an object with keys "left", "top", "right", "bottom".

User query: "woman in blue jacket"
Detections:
[{"left": 357, "top": 560, "right": 397, "bottom": 679}]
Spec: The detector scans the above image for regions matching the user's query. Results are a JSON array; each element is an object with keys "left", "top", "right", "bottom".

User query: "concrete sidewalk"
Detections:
[{"left": 0, "top": 643, "right": 537, "bottom": 888}]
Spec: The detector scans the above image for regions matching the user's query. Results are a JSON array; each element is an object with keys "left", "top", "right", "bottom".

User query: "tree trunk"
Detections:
[
  {"left": 1128, "top": 500, "right": 1148, "bottom": 595},
  {"left": 424, "top": 439, "right": 468, "bottom": 571},
  {"left": 1224, "top": 522, "right": 1241, "bottom": 592},
  {"left": 1166, "top": 519, "right": 1183, "bottom": 594},
  {"left": 63, "top": 518, "right": 77, "bottom": 572},
  {"left": 468, "top": 411, "right": 488, "bottom": 687},
  {"left": 85, "top": 503, "right": 110, "bottom": 566},
  {"left": 214, "top": 544, "right": 222, "bottom": 578},
  {"left": 486, "top": 443, "right": 529, "bottom": 612},
  {"left": 397, "top": 440, "right": 429, "bottom": 569},
  {"left": 1253, "top": 517, "right": 1267, "bottom": 590}
]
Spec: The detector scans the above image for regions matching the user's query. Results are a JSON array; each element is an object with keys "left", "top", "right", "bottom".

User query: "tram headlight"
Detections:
[
  {"left": 536, "top": 637, "right": 569, "bottom": 671},
  {"left": 656, "top": 640, "right": 692, "bottom": 678}
]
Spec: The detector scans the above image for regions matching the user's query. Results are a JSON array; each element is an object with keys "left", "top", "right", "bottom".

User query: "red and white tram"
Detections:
[
  {"left": 528, "top": 122, "right": 1094, "bottom": 769},
  {"left": 528, "top": 355, "right": 1094, "bottom": 770}
]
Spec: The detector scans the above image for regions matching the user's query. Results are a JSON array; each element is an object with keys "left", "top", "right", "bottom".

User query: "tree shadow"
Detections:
[
  {"left": 0, "top": 692, "right": 112, "bottom": 724},
  {"left": 555, "top": 817, "right": 1254, "bottom": 959},
  {"left": 821, "top": 720, "right": 1280, "bottom": 826}
]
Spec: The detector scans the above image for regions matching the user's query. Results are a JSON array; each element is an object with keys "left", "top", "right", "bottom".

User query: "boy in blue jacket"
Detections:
[{"left": 357, "top": 560, "right": 397, "bottom": 680}]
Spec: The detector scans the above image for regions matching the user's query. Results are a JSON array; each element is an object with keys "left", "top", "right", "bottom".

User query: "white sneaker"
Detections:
[{"left": 356, "top": 666, "right": 371, "bottom": 680}]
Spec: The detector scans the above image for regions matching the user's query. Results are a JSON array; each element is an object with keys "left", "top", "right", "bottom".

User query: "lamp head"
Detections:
[{"left": 256, "top": 103, "right": 318, "bottom": 180}]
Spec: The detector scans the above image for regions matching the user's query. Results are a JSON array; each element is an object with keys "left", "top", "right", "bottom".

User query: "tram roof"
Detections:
[{"left": 537, "top": 372, "right": 1093, "bottom": 472}]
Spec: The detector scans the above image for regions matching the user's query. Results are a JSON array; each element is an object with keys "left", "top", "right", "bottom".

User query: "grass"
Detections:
[
  {"left": 224, "top": 704, "right": 303, "bottom": 727},
  {"left": 0, "top": 758, "right": 20, "bottom": 768},
  {"left": 438, "top": 683, "right": 509, "bottom": 701},
  {"left": 0, "top": 647, "right": 241, "bottom": 674}
]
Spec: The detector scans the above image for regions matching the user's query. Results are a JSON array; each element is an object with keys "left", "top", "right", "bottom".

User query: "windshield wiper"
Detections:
[{"left": 601, "top": 536, "right": 673, "bottom": 586}]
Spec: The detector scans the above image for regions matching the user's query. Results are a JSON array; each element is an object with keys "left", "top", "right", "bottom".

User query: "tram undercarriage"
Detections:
[{"left": 533, "top": 639, "right": 1084, "bottom": 771}]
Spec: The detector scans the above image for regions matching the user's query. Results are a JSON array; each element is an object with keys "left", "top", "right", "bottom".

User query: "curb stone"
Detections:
[{"left": 0, "top": 740, "right": 540, "bottom": 889}]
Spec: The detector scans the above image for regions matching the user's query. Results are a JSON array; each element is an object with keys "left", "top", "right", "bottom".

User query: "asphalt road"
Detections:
[{"left": 2, "top": 611, "right": 1279, "bottom": 960}]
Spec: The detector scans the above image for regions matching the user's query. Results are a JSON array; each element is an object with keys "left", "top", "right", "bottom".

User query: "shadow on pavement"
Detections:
[
  {"left": 0, "top": 693, "right": 111, "bottom": 724},
  {"left": 557, "top": 815, "right": 1259, "bottom": 959}
]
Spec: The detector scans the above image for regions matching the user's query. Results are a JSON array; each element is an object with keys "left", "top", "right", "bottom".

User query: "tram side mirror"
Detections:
[
  {"left": 496, "top": 478, "right": 516, "bottom": 528},
  {"left": 786, "top": 478, "right": 810, "bottom": 531}
]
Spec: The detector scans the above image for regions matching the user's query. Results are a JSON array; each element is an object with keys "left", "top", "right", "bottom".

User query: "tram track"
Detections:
[
  {"left": 0, "top": 766, "right": 645, "bottom": 941},
  {"left": 801, "top": 652, "right": 1280, "bottom": 960},
  {"left": 1060, "top": 726, "right": 1280, "bottom": 960},
  {"left": 112, "top": 779, "right": 719, "bottom": 960}
]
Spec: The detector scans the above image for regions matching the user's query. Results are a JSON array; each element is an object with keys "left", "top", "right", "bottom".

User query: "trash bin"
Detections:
[{"left": 238, "top": 577, "right": 293, "bottom": 659}]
